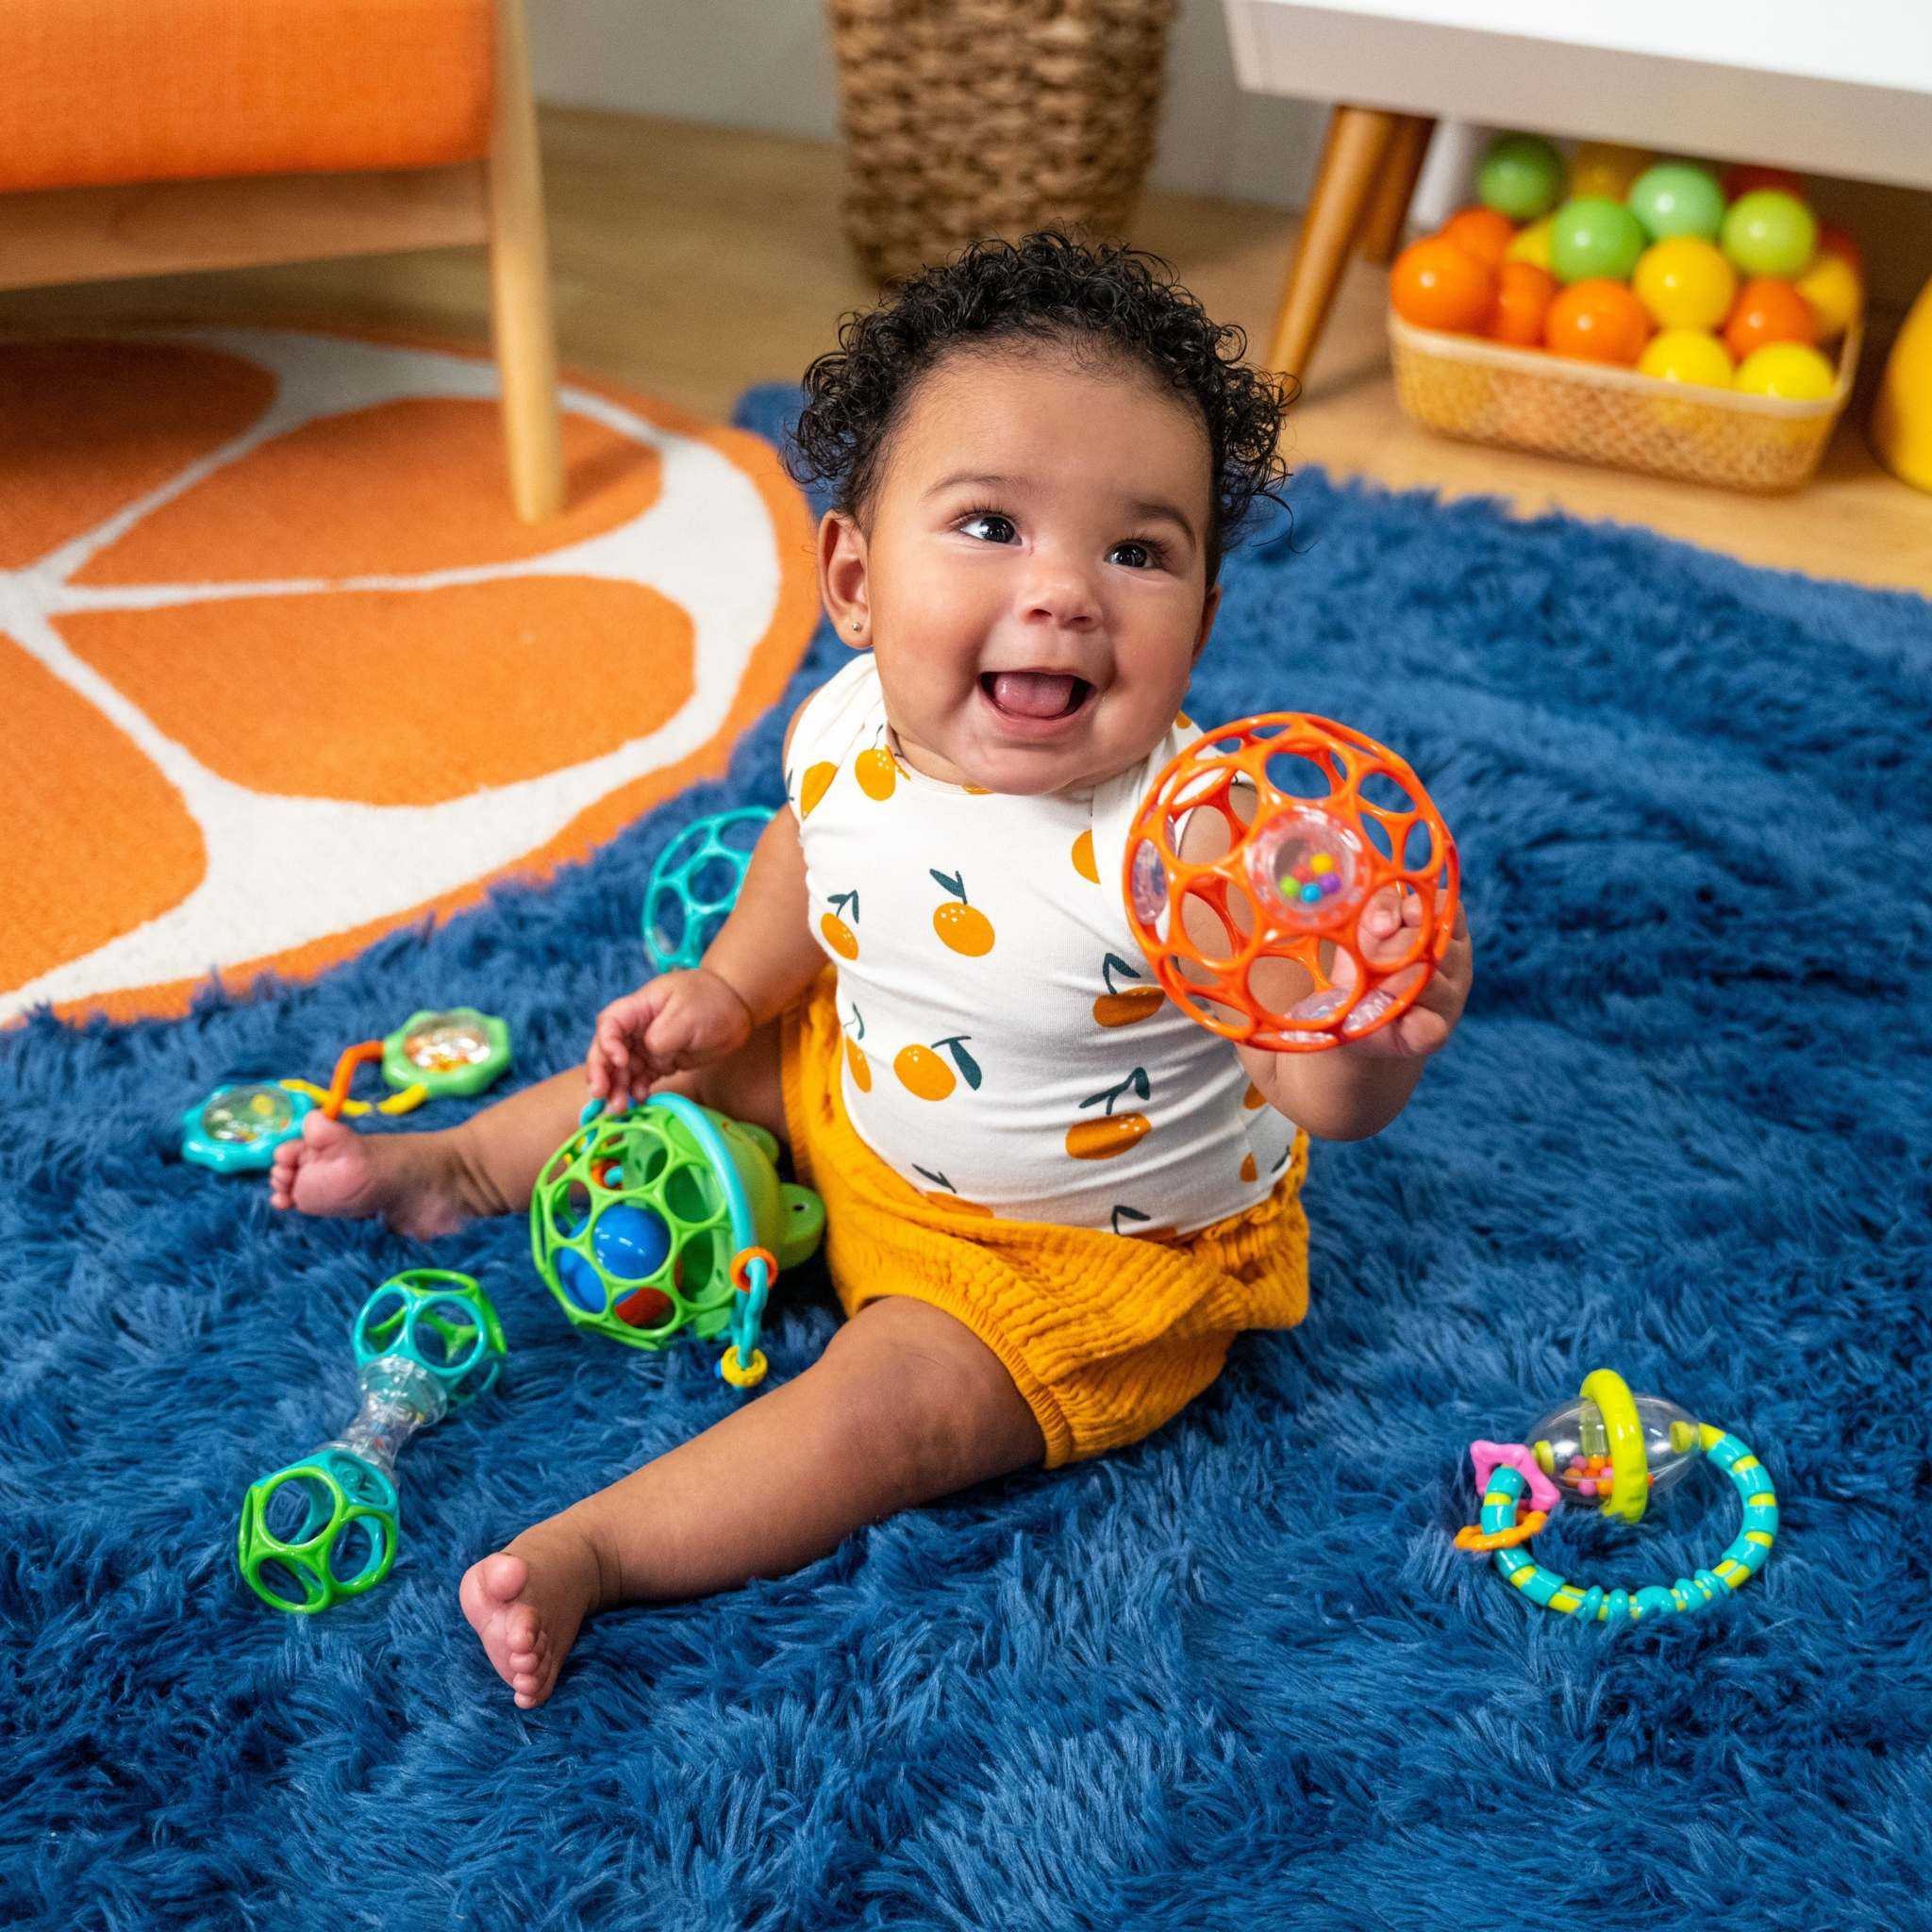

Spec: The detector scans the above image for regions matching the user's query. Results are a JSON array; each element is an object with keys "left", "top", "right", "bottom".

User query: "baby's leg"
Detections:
[
  {"left": 272, "top": 1019, "right": 787, "bottom": 1238},
  {"left": 269, "top": 1066, "right": 593, "bottom": 1237},
  {"left": 461, "top": 1293, "right": 1045, "bottom": 1707}
]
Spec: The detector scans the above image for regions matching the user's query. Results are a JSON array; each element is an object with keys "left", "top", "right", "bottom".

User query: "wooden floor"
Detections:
[{"left": 4, "top": 106, "right": 1928, "bottom": 598}]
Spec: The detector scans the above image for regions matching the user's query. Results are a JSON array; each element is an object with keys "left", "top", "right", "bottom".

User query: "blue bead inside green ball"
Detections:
[
  {"left": 558, "top": 1204, "right": 673, "bottom": 1310},
  {"left": 594, "top": 1204, "right": 672, "bottom": 1281}
]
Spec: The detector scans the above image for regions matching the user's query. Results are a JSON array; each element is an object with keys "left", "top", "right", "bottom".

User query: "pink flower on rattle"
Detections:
[
  {"left": 1452, "top": 1440, "right": 1565, "bottom": 1552},
  {"left": 1469, "top": 1440, "right": 1562, "bottom": 1514}
]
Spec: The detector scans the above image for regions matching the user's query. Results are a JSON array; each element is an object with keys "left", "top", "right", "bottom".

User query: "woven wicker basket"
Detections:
[
  {"left": 826, "top": 0, "right": 1178, "bottom": 284},
  {"left": 1389, "top": 313, "right": 1861, "bottom": 493}
]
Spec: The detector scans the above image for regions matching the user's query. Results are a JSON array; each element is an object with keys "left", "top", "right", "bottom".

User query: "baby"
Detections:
[{"left": 272, "top": 232, "right": 1473, "bottom": 1708}]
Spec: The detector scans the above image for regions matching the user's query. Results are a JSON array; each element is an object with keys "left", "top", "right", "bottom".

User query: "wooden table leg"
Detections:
[
  {"left": 1358, "top": 114, "right": 1437, "bottom": 265},
  {"left": 1267, "top": 103, "right": 1400, "bottom": 383}
]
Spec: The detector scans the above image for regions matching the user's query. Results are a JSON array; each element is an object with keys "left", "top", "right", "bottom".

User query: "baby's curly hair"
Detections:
[{"left": 788, "top": 231, "right": 1295, "bottom": 586}]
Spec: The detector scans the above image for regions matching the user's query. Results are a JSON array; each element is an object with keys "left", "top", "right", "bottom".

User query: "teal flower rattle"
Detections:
[
  {"left": 1456, "top": 1368, "right": 1778, "bottom": 1628},
  {"left": 237, "top": 1270, "right": 507, "bottom": 1613}
]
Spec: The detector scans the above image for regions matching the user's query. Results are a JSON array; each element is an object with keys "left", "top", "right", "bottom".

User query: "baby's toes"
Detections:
[
  {"left": 458, "top": 1551, "right": 532, "bottom": 1686},
  {"left": 506, "top": 1600, "right": 541, "bottom": 1657},
  {"left": 514, "top": 1658, "right": 559, "bottom": 1709}
]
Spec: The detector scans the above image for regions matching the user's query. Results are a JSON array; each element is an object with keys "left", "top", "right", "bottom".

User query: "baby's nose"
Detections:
[{"left": 1020, "top": 556, "right": 1101, "bottom": 629}]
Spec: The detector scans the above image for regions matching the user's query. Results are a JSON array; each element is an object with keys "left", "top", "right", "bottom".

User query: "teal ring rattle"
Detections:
[
  {"left": 642, "top": 808, "right": 770, "bottom": 972},
  {"left": 1456, "top": 1368, "right": 1777, "bottom": 1628}
]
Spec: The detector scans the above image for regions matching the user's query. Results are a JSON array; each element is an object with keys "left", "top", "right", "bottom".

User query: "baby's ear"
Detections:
[{"left": 818, "top": 509, "right": 872, "bottom": 649}]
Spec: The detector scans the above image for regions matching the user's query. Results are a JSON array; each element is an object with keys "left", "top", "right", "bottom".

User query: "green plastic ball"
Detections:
[
  {"left": 1548, "top": 197, "right": 1648, "bottom": 284},
  {"left": 1626, "top": 161, "right": 1724, "bottom": 242},
  {"left": 237, "top": 1447, "right": 399, "bottom": 1614},
  {"left": 1722, "top": 190, "right": 1818, "bottom": 278},
  {"left": 1477, "top": 133, "right": 1565, "bottom": 222}
]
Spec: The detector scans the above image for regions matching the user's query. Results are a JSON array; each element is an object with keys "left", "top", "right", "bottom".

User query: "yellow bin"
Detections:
[{"left": 1871, "top": 275, "right": 1932, "bottom": 493}]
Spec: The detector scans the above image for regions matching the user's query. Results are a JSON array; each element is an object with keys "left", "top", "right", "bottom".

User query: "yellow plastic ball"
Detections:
[
  {"left": 1505, "top": 217, "right": 1554, "bottom": 270},
  {"left": 1631, "top": 237, "right": 1738, "bottom": 332},
  {"left": 1794, "top": 252, "right": 1863, "bottom": 341},
  {"left": 1734, "top": 341, "right": 1837, "bottom": 401},
  {"left": 1638, "top": 328, "right": 1736, "bottom": 388},
  {"left": 1569, "top": 142, "right": 1653, "bottom": 202}
]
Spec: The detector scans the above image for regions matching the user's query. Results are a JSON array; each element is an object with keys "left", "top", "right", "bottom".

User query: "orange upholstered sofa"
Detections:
[{"left": 0, "top": 0, "right": 562, "bottom": 520}]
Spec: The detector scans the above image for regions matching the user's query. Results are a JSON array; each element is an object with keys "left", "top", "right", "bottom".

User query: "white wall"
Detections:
[
  {"left": 525, "top": 1, "right": 1928, "bottom": 304},
  {"left": 527, "top": 0, "right": 1338, "bottom": 213}
]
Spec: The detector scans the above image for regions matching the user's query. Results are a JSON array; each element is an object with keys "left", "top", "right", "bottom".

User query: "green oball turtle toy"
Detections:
[{"left": 532, "top": 1094, "right": 824, "bottom": 1388}]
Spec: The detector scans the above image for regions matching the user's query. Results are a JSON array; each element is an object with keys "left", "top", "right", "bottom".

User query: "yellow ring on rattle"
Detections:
[{"left": 1579, "top": 1368, "right": 1650, "bottom": 1524}]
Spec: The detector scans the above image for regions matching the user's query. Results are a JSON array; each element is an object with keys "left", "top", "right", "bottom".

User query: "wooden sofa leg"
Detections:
[
  {"left": 488, "top": 0, "right": 563, "bottom": 522},
  {"left": 1358, "top": 114, "right": 1436, "bottom": 265},
  {"left": 1267, "top": 104, "right": 1400, "bottom": 384}
]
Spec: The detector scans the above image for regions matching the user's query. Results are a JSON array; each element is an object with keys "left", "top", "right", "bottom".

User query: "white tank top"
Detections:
[{"left": 784, "top": 653, "right": 1299, "bottom": 1236}]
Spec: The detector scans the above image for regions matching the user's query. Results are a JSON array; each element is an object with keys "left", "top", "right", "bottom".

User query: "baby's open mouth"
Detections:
[{"left": 980, "top": 671, "right": 1092, "bottom": 720}]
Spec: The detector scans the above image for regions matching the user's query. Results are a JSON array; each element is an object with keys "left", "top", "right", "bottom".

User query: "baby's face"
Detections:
[{"left": 822, "top": 349, "right": 1220, "bottom": 796}]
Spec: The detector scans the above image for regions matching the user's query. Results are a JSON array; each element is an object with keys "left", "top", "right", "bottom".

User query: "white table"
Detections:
[{"left": 1219, "top": 0, "right": 1932, "bottom": 376}]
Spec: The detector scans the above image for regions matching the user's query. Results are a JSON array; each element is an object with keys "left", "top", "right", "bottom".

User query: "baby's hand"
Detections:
[
  {"left": 1337, "top": 890, "right": 1474, "bottom": 1058},
  {"left": 585, "top": 969, "right": 754, "bottom": 1112}
]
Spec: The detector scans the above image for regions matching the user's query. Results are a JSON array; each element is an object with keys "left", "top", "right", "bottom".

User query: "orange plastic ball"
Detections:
[
  {"left": 1124, "top": 714, "right": 1460, "bottom": 1054},
  {"left": 1485, "top": 260, "right": 1558, "bottom": 345},
  {"left": 1543, "top": 278, "right": 1652, "bottom": 364},
  {"left": 1723, "top": 276, "right": 1818, "bottom": 360},
  {"left": 1440, "top": 206, "right": 1517, "bottom": 271},
  {"left": 1723, "top": 163, "right": 1804, "bottom": 203},
  {"left": 1391, "top": 237, "right": 1498, "bottom": 333}
]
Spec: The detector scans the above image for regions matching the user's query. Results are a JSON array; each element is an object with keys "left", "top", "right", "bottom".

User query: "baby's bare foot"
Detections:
[
  {"left": 460, "top": 1518, "right": 607, "bottom": 1709},
  {"left": 268, "top": 1111, "right": 474, "bottom": 1239}
]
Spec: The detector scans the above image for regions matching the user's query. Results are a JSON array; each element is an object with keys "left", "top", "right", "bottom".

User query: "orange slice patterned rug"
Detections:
[{"left": 0, "top": 327, "right": 820, "bottom": 1024}]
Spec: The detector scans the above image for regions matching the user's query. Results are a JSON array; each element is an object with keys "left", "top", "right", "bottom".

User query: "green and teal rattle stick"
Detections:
[
  {"left": 237, "top": 1271, "right": 508, "bottom": 1613},
  {"left": 1456, "top": 1368, "right": 1777, "bottom": 1629}
]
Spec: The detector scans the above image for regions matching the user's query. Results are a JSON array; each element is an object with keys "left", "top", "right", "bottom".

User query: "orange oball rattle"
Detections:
[{"left": 1123, "top": 715, "right": 1459, "bottom": 1052}]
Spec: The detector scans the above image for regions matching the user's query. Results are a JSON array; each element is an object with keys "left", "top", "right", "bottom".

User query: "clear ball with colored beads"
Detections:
[
  {"left": 1528, "top": 1389, "right": 1699, "bottom": 1507},
  {"left": 1250, "top": 808, "right": 1365, "bottom": 929}
]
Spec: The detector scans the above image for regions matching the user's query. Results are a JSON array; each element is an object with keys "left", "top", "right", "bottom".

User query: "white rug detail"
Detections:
[{"left": 0, "top": 330, "right": 790, "bottom": 1021}]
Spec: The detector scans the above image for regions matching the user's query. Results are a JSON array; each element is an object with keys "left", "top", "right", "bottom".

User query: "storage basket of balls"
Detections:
[{"left": 1388, "top": 136, "right": 1865, "bottom": 492}]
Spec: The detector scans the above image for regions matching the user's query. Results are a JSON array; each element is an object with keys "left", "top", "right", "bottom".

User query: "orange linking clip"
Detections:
[
  {"left": 322, "top": 1040, "right": 386, "bottom": 1120},
  {"left": 729, "top": 1245, "right": 777, "bottom": 1294},
  {"left": 1454, "top": 1510, "right": 1548, "bottom": 1553}
]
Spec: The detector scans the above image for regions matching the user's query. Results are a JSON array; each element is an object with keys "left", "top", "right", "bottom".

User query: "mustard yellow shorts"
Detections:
[{"left": 778, "top": 970, "right": 1311, "bottom": 1469}]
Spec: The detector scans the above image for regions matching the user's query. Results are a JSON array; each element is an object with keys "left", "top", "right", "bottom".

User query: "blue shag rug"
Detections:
[{"left": 5, "top": 383, "right": 1931, "bottom": 1931}]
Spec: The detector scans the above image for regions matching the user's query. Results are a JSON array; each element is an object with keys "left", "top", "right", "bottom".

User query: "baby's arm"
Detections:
[
  {"left": 588, "top": 704, "right": 827, "bottom": 1107},
  {"left": 702, "top": 762, "right": 822, "bottom": 1029}
]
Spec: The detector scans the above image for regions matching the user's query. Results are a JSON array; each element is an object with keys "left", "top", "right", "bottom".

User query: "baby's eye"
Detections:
[
  {"left": 1108, "top": 539, "right": 1168, "bottom": 570},
  {"left": 958, "top": 509, "right": 1020, "bottom": 548},
  {"left": 958, "top": 506, "right": 1166, "bottom": 564}
]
